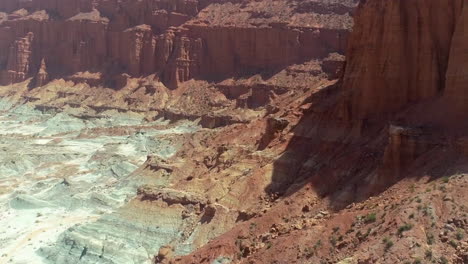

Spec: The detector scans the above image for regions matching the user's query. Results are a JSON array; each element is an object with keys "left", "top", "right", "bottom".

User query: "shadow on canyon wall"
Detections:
[{"left": 265, "top": 82, "right": 468, "bottom": 211}]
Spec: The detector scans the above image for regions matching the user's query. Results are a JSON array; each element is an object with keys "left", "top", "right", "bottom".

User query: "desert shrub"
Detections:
[
  {"left": 398, "top": 223, "right": 413, "bottom": 235},
  {"left": 449, "top": 240, "right": 458, "bottom": 248},
  {"left": 382, "top": 237, "right": 393, "bottom": 251},
  {"left": 364, "top": 213, "right": 377, "bottom": 223},
  {"left": 425, "top": 249, "right": 432, "bottom": 259},
  {"left": 329, "top": 236, "right": 337, "bottom": 247},
  {"left": 426, "top": 233, "right": 435, "bottom": 245}
]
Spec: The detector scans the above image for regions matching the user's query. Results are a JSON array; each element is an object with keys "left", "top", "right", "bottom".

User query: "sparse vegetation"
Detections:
[
  {"left": 313, "top": 240, "right": 322, "bottom": 251},
  {"left": 426, "top": 233, "right": 435, "bottom": 245},
  {"left": 304, "top": 247, "right": 313, "bottom": 258},
  {"left": 382, "top": 237, "right": 393, "bottom": 252},
  {"left": 449, "top": 240, "right": 458, "bottom": 248},
  {"left": 422, "top": 205, "right": 431, "bottom": 216},
  {"left": 330, "top": 236, "right": 343, "bottom": 247},
  {"left": 413, "top": 258, "right": 422, "bottom": 264},
  {"left": 398, "top": 223, "right": 413, "bottom": 235},
  {"left": 364, "top": 213, "right": 377, "bottom": 223},
  {"left": 442, "top": 176, "right": 450, "bottom": 183},
  {"left": 456, "top": 230, "right": 464, "bottom": 240},
  {"left": 329, "top": 236, "right": 337, "bottom": 247},
  {"left": 440, "top": 256, "right": 448, "bottom": 264},
  {"left": 424, "top": 249, "right": 432, "bottom": 260}
]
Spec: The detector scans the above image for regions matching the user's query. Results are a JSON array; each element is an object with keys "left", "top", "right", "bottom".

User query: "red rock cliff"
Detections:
[
  {"left": 0, "top": 0, "right": 357, "bottom": 88},
  {"left": 341, "top": 0, "right": 466, "bottom": 122},
  {"left": 161, "top": 1, "right": 468, "bottom": 263},
  {"left": 1, "top": 31, "right": 34, "bottom": 84},
  {"left": 336, "top": 0, "right": 468, "bottom": 180}
]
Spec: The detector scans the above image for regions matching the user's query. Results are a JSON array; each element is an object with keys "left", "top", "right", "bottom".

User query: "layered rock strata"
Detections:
[
  {"left": 4, "top": 1, "right": 468, "bottom": 264},
  {"left": 341, "top": 0, "right": 467, "bottom": 123},
  {"left": 0, "top": 0, "right": 356, "bottom": 88},
  {"left": 172, "top": 0, "right": 468, "bottom": 263}
]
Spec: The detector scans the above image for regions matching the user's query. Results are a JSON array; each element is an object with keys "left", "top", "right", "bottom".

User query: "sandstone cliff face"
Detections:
[
  {"left": 34, "top": 57, "right": 48, "bottom": 87},
  {"left": 0, "top": 0, "right": 356, "bottom": 88},
  {"left": 336, "top": 0, "right": 468, "bottom": 177},
  {"left": 0, "top": 1, "right": 467, "bottom": 264},
  {"left": 445, "top": 3, "right": 468, "bottom": 115},
  {"left": 1, "top": 32, "right": 33, "bottom": 85},
  {"left": 0, "top": 2, "right": 361, "bottom": 263},
  {"left": 172, "top": 1, "right": 468, "bottom": 263},
  {"left": 341, "top": 0, "right": 464, "bottom": 121}
]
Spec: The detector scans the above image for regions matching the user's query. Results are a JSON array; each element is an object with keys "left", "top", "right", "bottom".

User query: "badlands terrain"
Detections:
[
  {"left": 0, "top": 101, "right": 198, "bottom": 263},
  {"left": 0, "top": 0, "right": 467, "bottom": 264}
]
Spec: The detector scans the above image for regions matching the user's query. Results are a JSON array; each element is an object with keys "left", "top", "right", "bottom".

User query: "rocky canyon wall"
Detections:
[
  {"left": 330, "top": 0, "right": 468, "bottom": 184},
  {"left": 340, "top": 0, "right": 468, "bottom": 122},
  {"left": 1, "top": 1, "right": 467, "bottom": 264},
  {"left": 0, "top": 0, "right": 356, "bottom": 88},
  {"left": 171, "top": 2, "right": 468, "bottom": 262}
]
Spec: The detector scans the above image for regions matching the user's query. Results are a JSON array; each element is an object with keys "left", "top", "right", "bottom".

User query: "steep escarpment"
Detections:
[
  {"left": 171, "top": 1, "right": 468, "bottom": 263},
  {"left": 339, "top": 0, "right": 468, "bottom": 177},
  {"left": 0, "top": 0, "right": 356, "bottom": 89},
  {"left": 341, "top": 0, "right": 468, "bottom": 124},
  {"left": 445, "top": 3, "right": 468, "bottom": 116},
  {"left": 0, "top": 0, "right": 196, "bottom": 86},
  {"left": 0, "top": 1, "right": 362, "bottom": 264},
  {"left": 0, "top": 0, "right": 358, "bottom": 131},
  {"left": 1, "top": 1, "right": 466, "bottom": 264}
]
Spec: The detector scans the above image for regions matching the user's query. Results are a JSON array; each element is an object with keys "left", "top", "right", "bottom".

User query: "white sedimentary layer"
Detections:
[{"left": 0, "top": 101, "right": 198, "bottom": 264}]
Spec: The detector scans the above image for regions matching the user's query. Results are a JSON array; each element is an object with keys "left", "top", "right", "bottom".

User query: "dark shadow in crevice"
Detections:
[{"left": 265, "top": 82, "right": 468, "bottom": 212}]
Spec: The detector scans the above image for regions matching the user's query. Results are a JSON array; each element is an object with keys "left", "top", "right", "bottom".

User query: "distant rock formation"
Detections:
[
  {"left": 0, "top": 0, "right": 356, "bottom": 88},
  {"left": 1, "top": 32, "right": 33, "bottom": 85},
  {"left": 34, "top": 58, "right": 48, "bottom": 87}
]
